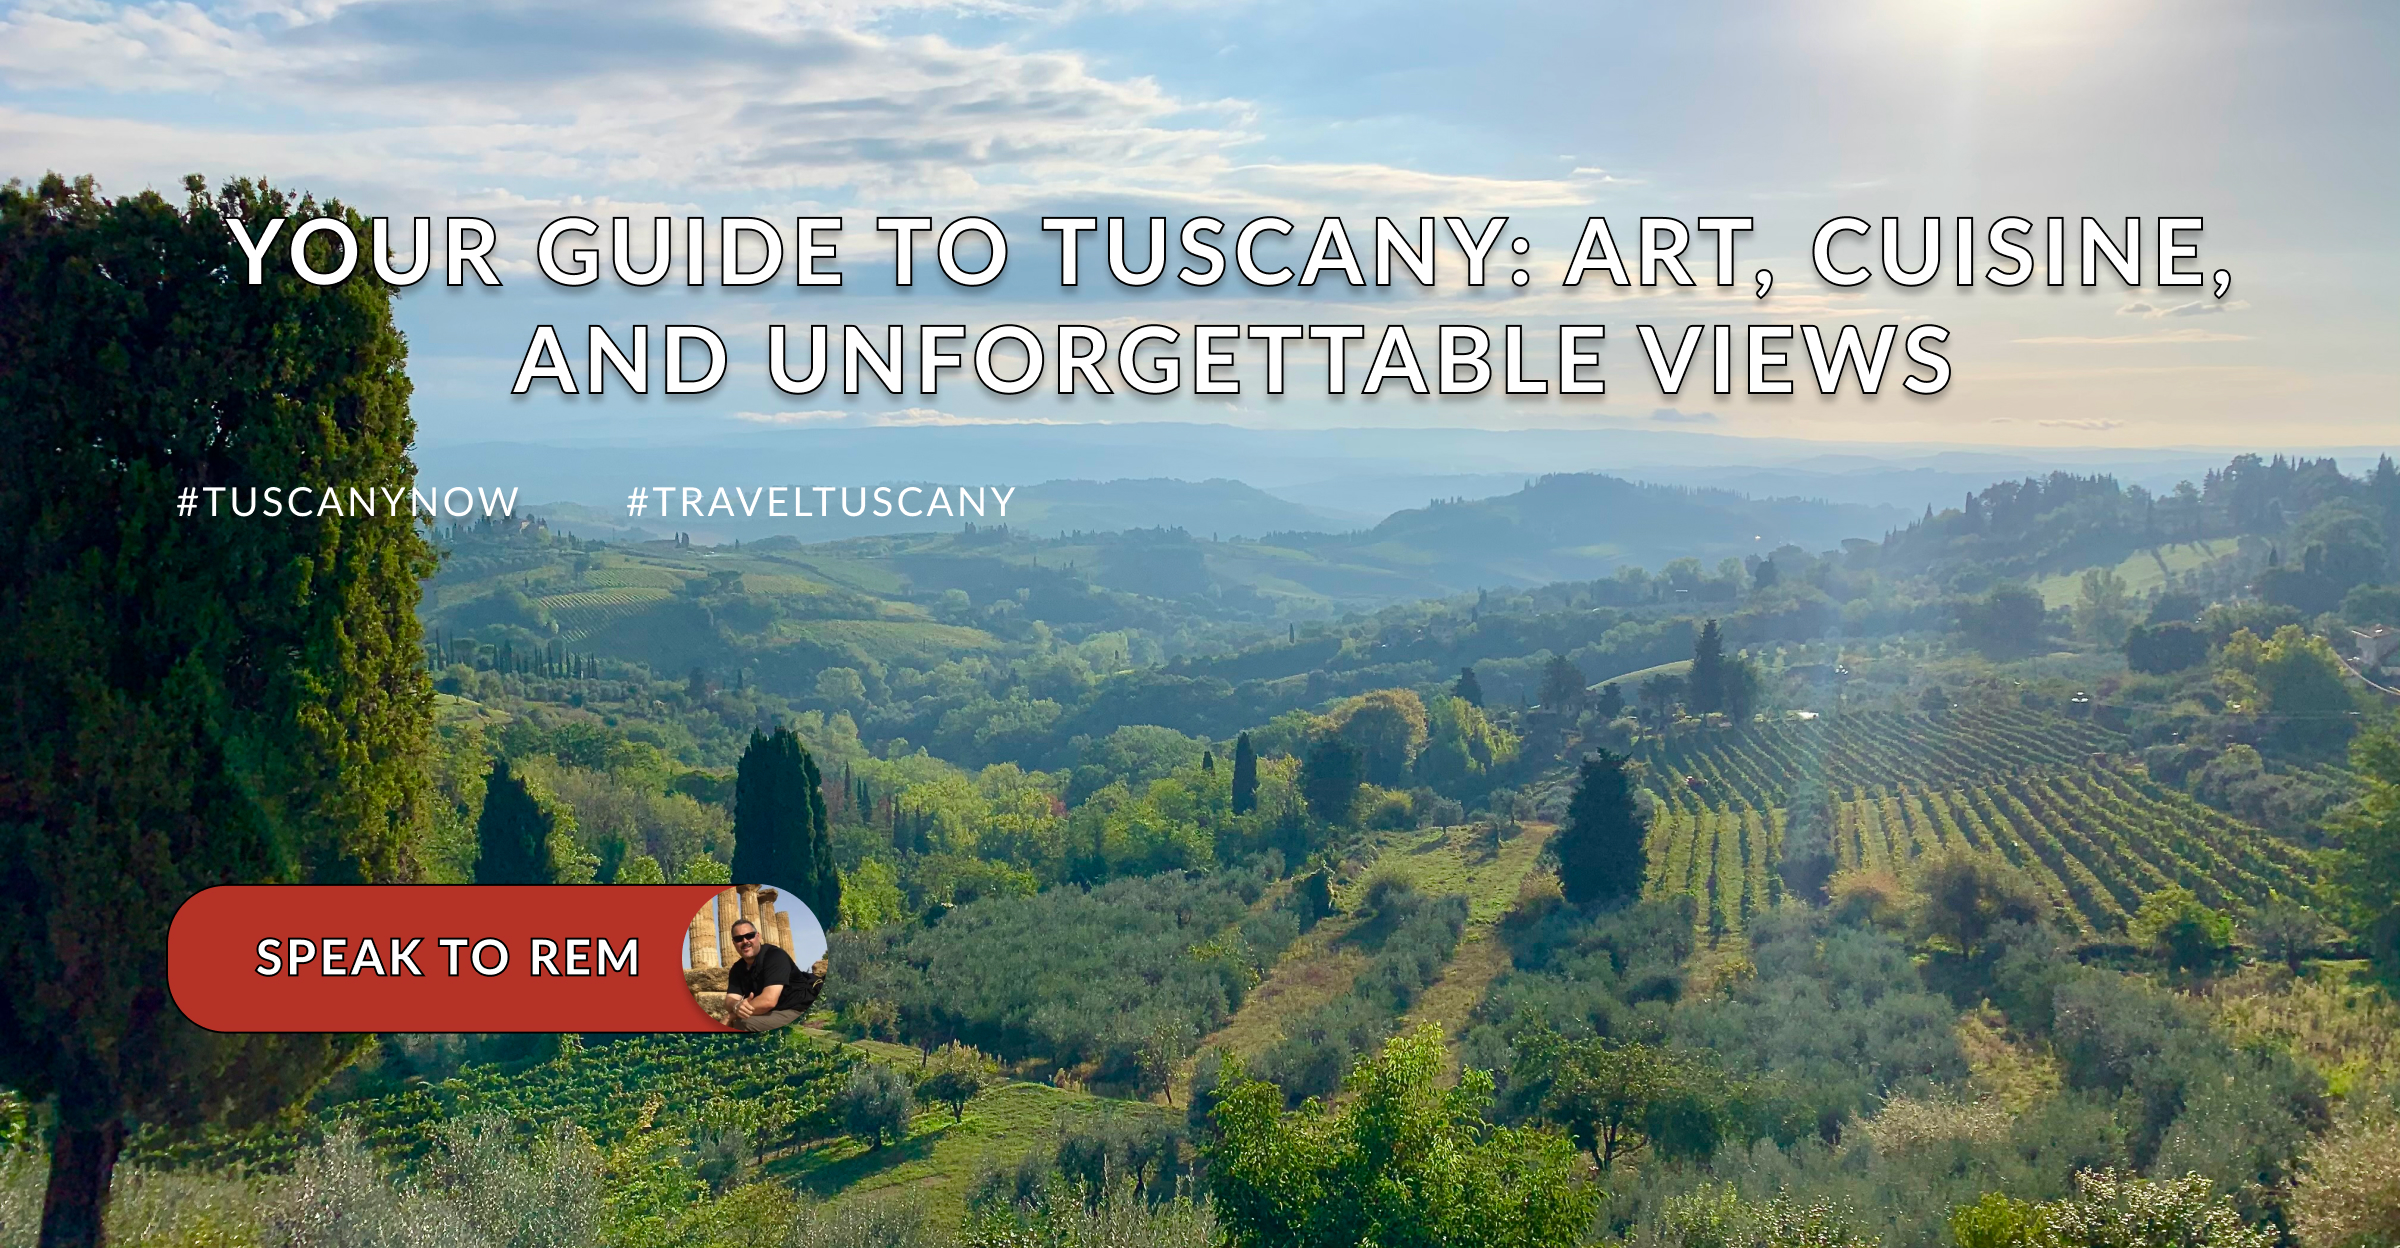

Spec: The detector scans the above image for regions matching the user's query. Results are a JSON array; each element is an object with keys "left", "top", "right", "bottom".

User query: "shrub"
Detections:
[
  {"left": 1646, "top": 1183, "right": 1875, "bottom": 1248},
  {"left": 2129, "top": 887, "right": 2236, "bottom": 973},
  {"left": 916, "top": 1043, "right": 997, "bottom": 1123},
  {"left": 2038, "top": 1170, "right": 2272, "bottom": 1248},
  {"left": 2291, "top": 1108, "right": 2400, "bottom": 1248},
  {"left": 838, "top": 1064, "right": 915, "bottom": 1151},
  {"left": 1910, "top": 847, "right": 2051, "bottom": 953}
]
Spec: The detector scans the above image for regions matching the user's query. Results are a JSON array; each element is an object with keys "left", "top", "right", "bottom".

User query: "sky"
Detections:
[{"left": 2, "top": 0, "right": 2394, "bottom": 453}]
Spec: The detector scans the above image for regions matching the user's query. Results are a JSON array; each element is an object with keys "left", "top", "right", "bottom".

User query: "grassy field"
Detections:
[
  {"left": 2032, "top": 539, "right": 2238, "bottom": 608},
  {"left": 775, "top": 1078, "right": 1176, "bottom": 1221},
  {"left": 1179, "top": 821, "right": 1558, "bottom": 1098}
]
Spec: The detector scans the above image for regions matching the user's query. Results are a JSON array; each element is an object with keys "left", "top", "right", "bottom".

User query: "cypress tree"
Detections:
[
  {"left": 1452, "top": 665, "right": 1485, "bottom": 708},
  {"left": 1690, "top": 620, "right": 1726, "bottom": 715},
  {"left": 1595, "top": 682, "right": 1626, "bottom": 721},
  {"left": 474, "top": 758, "right": 554, "bottom": 885},
  {"left": 1231, "top": 732, "right": 1259, "bottom": 814},
  {"left": 1555, "top": 751, "right": 1648, "bottom": 908},
  {"left": 731, "top": 728, "right": 842, "bottom": 930},
  {"left": 0, "top": 175, "right": 432, "bottom": 1248},
  {"left": 1538, "top": 654, "right": 1586, "bottom": 711}
]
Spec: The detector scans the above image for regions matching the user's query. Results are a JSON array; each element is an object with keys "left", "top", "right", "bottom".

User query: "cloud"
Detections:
[
  {"left": 731, "top": 409, "right": 851, "bottom": 425},
  {"left": 2036, "top": 419, "right": 2126, "bottom": 431},
  {"left": 877, "top": 407, "right": 974, "bottom": 425},
  {"left": 1649, "top": 408, "right": 1717, "bottom": 424},
  {"left": 2013, "top": 328, "right": 2250, "bottom": 345},
  {"left": 0, "top": 0, "right": 1239, "bottom": 205},
  {"left": 2118, "top": 299, "right": 2250, "bottom": 319}
]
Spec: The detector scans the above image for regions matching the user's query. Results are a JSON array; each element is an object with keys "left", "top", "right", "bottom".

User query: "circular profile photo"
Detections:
[{"left": 682, "top": 885, "right": 830, "bottom": 1032}]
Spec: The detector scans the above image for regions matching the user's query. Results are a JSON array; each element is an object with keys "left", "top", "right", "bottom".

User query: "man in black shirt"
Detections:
[{"left": 724, "top": 919, "right": 825, "bottom": 1032}]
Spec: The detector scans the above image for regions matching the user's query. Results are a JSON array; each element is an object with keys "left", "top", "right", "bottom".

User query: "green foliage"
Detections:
[
  {"left": 1650, "top": 1184, "right": 1875, "bottom": 1248},
  {"left": 1231, "top": 732, "right": 1259, "bottom": 814},
  {"left": 2048, "top": 972, "right": 2325, "bottom": 1202},
  {"left": 2242, "top": 895, "right": 2330, "bottom": 975},
  {"left": 2076, "top": 567, "right": 2136, "bottom": 647},
  {"left": 838, "top": 857, "right": 909, "bottom": 930},
  {"left": 1633, "top": 705, "right": 2125, "bottom": 819},
  {"left": 1259, "top": 880, "right": 1468, "bottom": 1104},
  {"left": 1299, "top": 735, "right": 1364, "bottom": 827},
  {"left": 1509, "top": 1030, "right": 1722, "bottom": 1170},
  {"left": 524, "top": 755, "right": 730, "bottom": 884},
  {"left": 2218, "top": 625, "right": 2357, "bottom": 753},
  {"left": 0, "top": 172, "right": 437, "bottom": 1245},
  {"left": 732, "top": 727, "right": 842, "bottom": 929},
  {"left": 676, "top": 854, "right": 733, "bottom": 885},
  {"left": 1332, "top": 689, "right": 1428, "bottom": 788},
  {"left": 1910, "top": 847, "right": 2050, "bottom": 953},
  {"left": 1066, "top": 725, "right": 1209, "bottom": 804},
  {"left": 2128, "top": 887, "right": 2236, "bottom": 973},
  {"left": 1415, "top": 695, "right": 1519, "bottom": 796},
  {"left": 129, "top": 1031, "right": 848, "bottom": 1175},
  {"left": 2126, "top": 621, "right": 2211, "bottom": 675},
  {"left": 1952, "top": 1191, "right": 2046, "bottom": 1248},
  {"left": 826, "top": 869, "right": 1293, "bottom": 1080},
  {"left": 1675, "top": 911, "right": 1968, "bottom": 1130},
  {"left": 1779, "top": 780, "right": 1838, "bottom": 905},
  {"left": 917, "top": 1043, "right": 999, "bottom": 1123},
  {"left": 1961, "top": 583, "right": 2050, "bottom": 658},
  {"left": 2033, "top": 1170, "right": 2273, "bottom": 1248},
  {"left": 614, "top": 853, "right": 666, "bottom": 884},
  {"left": 2331, "top": 728, "right": 2400, "bottom": 991},
  {"left": 838, "top": 1063, "right": 916, "bottom": 1151},
  {"left": 1454, "top": 665, "right": 1485, "bottom": 707},
  {"left": 477, "top": 757, "right": 564, "bottom": 884},
  {"left": 1538, "top": 653, "right": 1587, "bottom": 711},
  {"left": 1207, "top": 1026, "right": 1601, "bottom": 1248},
  {"left": 1556, "top": 751, "right": 1646, "bottom": 907},
  {"left": 2291, "top": 1106, "right": 2400, "bottom": 1248},
  {"left": 1689, "top": 619, "right": 1728, "bottom": 714},
  {"left": 2341, "top": 581, "right": 2400, "bottom": 628},
  {"left": 1294, "top": 869, "right": 1336, "bottom": 927}
]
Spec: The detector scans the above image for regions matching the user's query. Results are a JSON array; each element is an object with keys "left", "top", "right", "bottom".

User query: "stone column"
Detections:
[
  {"left": 738, "top": 883, "right": 762, "bottom": 935},
  {"left": 758, "top": 889, "right": 782, "bottom": 949},
  {"left": 774, "top": 909, "right": 795, "bottom": 954},
  {"left": 687, "top": 899, "right": 718, "bottom": 969},
  {"left": 715, "top": 887, "right": 740, "bottom": 965}
]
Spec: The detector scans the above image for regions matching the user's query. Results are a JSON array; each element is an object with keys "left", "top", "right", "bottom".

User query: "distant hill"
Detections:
[
  {"left": 1243, "top": 473, "right": 1907, "bottom": 595},
  {"left": 523, "top": 478, "right": 1343, "bottom": 544}
]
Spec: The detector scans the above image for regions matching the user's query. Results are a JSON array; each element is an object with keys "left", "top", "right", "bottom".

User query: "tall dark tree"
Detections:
[
  {"left": 0, "top": 174, "right": 433, "bottom": 1248},
  {"left": 1452, "top": 665, "right": 1485, "bottom": 708},
  {"left": 1299, "top": 735, "right": 1364, "bottom": 828},
  {"left": 1594, "top": 683, "right": 1626, "bottom": 721},
  {"left": 1537, "top": 654, "right": 1586, "bottom": 712},
  {"left": 1689, "top": 620, "right": 1726, "bottom": 715},
  {"left": 1554, "top": 752, "right": 1648, "bottom": 907},
  {"left": 1231, "top": 732, "right": 1259, "bottom": 814},
  {"left": 474, "top": 758, "right": 555, "bottom": 884},
  {"left": 731, "top": 728, "right": 841, "bottom": 929}
]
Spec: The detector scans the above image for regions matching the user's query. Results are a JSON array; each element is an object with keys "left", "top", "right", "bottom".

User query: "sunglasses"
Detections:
[{"left": 733, "top": 931, "right": 760, "bottom": 942}]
